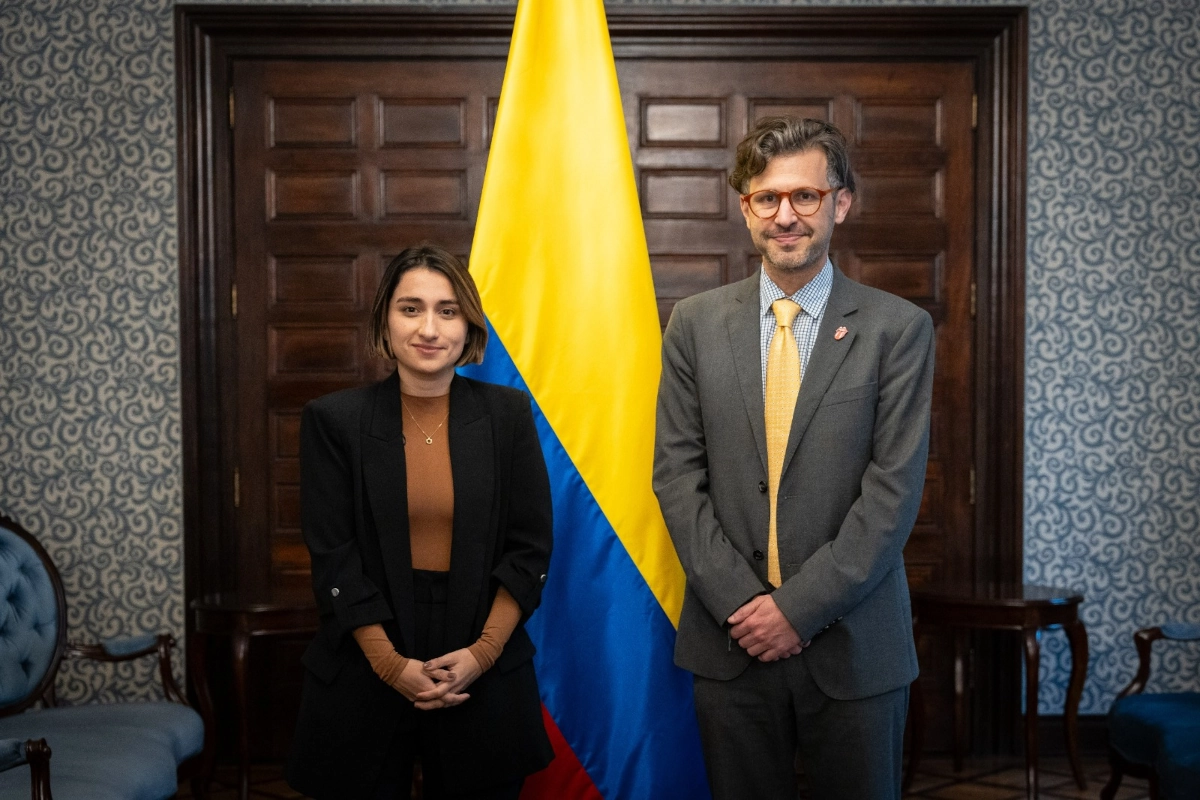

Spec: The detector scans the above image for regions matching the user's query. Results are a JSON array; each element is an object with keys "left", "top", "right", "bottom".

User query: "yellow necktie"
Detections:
[{"left": 765, "top": 299, "right": 802, "bottom": 588}]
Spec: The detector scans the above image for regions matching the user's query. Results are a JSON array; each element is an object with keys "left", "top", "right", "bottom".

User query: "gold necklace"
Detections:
[{"left": 402, "top": 401, "right": 449, "bottom": 445}]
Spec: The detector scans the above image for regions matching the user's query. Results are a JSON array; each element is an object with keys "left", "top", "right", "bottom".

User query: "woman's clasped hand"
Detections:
[
  {"left": 414, "top": 649, "right": 484, "bottom": 709},
  {"left": 352, "top": 623, "right": 483, "bottom": 709}
]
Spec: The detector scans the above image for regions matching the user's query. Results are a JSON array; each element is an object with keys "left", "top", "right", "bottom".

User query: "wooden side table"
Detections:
[
  {"left": 906, "top": 583, "right": 1088, "bottom": 800},
  {"left": 190, "top": 590, "right": 318, "bottom": 800}
]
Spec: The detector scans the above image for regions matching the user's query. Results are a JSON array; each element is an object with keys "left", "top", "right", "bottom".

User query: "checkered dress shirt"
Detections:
[{"left": 759, "top": 260, "right": 833, "bottom": 395}]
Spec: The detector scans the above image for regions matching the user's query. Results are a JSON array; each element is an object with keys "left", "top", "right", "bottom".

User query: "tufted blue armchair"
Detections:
[
  {"left": 1102, "top": 623, "right": 1200, "bottom": 800},
  {"left": 0, "top": 514, "right": 207, "bottom": 800}
]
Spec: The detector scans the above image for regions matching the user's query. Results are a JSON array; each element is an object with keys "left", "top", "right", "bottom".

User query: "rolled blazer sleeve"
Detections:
[
  {"left": 300, "top": 400, "right": 393, "bottom": 637},
  {"left": 773, "top": 308, "right": 936, "bottom": 641},
  {"left": 654, "top": 302, "right": 768, "bottom": 626},
  {"left": 491, "top": 394, "right": 553, "bottom": 619}
]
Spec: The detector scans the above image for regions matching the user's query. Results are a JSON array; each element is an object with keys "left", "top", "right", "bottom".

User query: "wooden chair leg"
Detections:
[
  {"left": 26, "top": 739, "right": 52, "bottom": 800},
  {"left": 1099, "top": 747, "right": 1124, "bottom": 800}
]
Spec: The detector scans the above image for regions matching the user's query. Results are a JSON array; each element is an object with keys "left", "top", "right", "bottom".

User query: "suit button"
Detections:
[
  {"left": 330, "top": 588, "right": 340, "bottom": 597},
  {"left": 758, "top": 481, "right": 767, "bottom": 493},
  {"left": 753, "top": 550, "right": 764, "bottom": 560},
  {"left": 539, "top": 574, "right": 547, "bottom": 584}
]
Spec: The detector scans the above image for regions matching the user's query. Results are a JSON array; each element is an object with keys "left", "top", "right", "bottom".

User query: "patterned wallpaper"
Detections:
[
  {"left": 2, "top": 0, "right": 1197, "bottom": 716},
  {"left": 0, "top": 0, "right": 182, "bottom": 701},
  {"left": 1022, "top": 0, "right": 1200, "bottom": 711}
]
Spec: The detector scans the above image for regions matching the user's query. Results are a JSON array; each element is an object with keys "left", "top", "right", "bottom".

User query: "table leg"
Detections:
[
  {"left": 1022, "top": 627, "right": 1041, "bottom": 800},
  {"left": 232, "top": 631, "right": 251, "bottom": 800},
  {"left": 188, "top": 631, "right": 216, "bottom": 797},
  {"left": 1064, "top": 618, "right": 1089, "bottom": 790},
  {"left": 952, "top": 629, "right": 967, "bottom": 772},
  {"left": 904, "top": 621, "right": 924, "bottom": 793}
]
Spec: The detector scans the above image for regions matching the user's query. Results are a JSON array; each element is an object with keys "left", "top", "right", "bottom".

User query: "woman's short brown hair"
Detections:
[{"left": 368, "top": 244, "right": 488, "bottom": 366}]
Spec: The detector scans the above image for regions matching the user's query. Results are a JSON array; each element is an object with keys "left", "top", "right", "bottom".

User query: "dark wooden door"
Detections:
[
  {"left": 229, "top": 57, "right": 975, "bottom": 599},
  {"left": 223, "top": 53, "right": 976, "bottom": 755},
  {"left": 621, "top": 61, "right": 976, "bottom": 596},
  {"left": 618, "top": 63, "right": 977, "bottom": 755},
  {"left": 229, "top": 60, "right": 505, "bottom": 592}
]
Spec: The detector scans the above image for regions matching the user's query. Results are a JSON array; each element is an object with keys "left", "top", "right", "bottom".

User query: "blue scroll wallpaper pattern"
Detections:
[
  {"left": 2, "top": 0, "right": 1199, "bottom": 714},
  {"left": 1023, "top": 0, "right": 1200, "bottom": 711},
  {"left": 0, "top": 0, "right": 182, "bottom": 700}
]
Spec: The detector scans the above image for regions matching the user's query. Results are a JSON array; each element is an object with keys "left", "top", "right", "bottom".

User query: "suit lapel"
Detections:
[
  {"left": 782, "top": 269, "right": 860, "bottom": 474},
  {"left": 727, "top": 274, "right": 768, "bottom": 474},
  {"left": 361, "top": 372, "right": 417, "bottom": 654},
  {"left": 445, "top": 376, "right": 493, "bottom": 650}
]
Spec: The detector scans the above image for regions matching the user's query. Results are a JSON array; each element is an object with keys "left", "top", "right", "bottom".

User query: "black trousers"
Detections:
[
  {"left": 372, "top": 570, "right": 523, "bottom": 800},
  {"left": 693, "top": 653, "right": 908, "bottom": 800}
]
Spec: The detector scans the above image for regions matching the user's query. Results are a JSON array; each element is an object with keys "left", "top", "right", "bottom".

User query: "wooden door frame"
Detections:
[{"left": 175, "top": 4, "right": 1027, "bottom": 750}]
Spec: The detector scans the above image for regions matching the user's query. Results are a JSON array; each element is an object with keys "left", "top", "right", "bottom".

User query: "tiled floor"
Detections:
[
  {"left": 179, "top": 755, "right": 1149, "bottom": 799},
  {"left": 898, "top": 755, "right": 1148, "bottom": 799},
  {"left": 177, "top": 764, "right": 302, "bottom": 799}
]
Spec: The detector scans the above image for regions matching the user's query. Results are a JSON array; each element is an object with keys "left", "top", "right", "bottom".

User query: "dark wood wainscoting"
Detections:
[{"left": 177, "top": 5, "right": 1027, "bottom": 761}]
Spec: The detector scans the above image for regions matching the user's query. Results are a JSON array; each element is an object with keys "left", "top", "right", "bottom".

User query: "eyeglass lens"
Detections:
[{"left": 749, "top": 188, "right": 827, "bottom": 218}]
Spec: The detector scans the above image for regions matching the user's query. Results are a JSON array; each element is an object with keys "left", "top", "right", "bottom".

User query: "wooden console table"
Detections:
[
  {"left": 906, "top": 583, "right": 1088, "bottom": 799},
  {"left": 190, "top": 590, "right": 318, "bottom": 800}
]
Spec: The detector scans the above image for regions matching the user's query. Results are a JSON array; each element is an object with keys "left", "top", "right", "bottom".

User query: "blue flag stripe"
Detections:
[{"left": 461, "top": 322, "right": 710, "bottom": 800}]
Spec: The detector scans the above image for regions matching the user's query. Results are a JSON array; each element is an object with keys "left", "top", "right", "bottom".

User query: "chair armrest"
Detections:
[
  {"left": 65, "top": 633, "right": 188, "bottom": 705},
  {"left": 100, "top": 633, "right": 160, "bottom": 657},
  {"left": 0, "top": 738, "right": 28, "bottom": 772},
  {"left": 1160, "top": 623, "right": 1200, "bottom": 640},
  {"left": 0, "top": 738, "right": 52, "bottom": 800},
  {"left": 1114, "top": 624, "right": 1200, "bottom": 702}
]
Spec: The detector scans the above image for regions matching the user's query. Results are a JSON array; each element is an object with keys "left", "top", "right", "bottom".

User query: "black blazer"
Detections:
[{"left": 286, "top": 373, "right": 554, "bottom": 798}]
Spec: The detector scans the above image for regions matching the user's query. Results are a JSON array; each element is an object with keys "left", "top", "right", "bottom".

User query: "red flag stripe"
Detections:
[{"left": 520, "top": 705, "right": 605, "bottom": 800}]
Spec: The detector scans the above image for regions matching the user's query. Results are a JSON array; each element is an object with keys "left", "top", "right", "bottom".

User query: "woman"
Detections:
[{"left": 286, "top": 245, "right": 554, "bottom": 799}]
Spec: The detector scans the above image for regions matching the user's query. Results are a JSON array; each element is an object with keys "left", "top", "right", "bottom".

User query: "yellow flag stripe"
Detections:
[{"left": 470, "top": 0, "right": 684, "bottom": 624}]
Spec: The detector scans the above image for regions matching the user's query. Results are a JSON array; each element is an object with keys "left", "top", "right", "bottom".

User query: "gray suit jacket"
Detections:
[{"left": 653, "top": 267, "right": 934, "bottom": 700}]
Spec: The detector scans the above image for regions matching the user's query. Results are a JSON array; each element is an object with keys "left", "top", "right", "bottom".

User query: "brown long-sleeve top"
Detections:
[{"left": 361, "top": 391, "right": 520, "bottom": 673}]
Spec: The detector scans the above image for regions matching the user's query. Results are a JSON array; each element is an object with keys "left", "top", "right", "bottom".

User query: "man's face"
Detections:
[{"left": 740, "top": 149, "right": 853, "bottom": 285}]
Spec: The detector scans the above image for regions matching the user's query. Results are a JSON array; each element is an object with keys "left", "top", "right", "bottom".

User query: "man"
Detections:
[{"left": 653, "top": 117, "right": 935, "bottom": 799}]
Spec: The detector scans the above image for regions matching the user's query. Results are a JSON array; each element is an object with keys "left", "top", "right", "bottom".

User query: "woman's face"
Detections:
[{"left": 386, "top": 266, "right": 468, "bottom": 388}]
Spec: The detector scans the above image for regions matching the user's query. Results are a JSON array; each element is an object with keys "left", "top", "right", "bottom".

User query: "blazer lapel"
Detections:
[
  {"left": 445, "top": 376, "right": 493, "bottom": 650},
  {"left": 727, "top": 274, "right": 768, "bottom": 474},
  {"left": 782, "top": 269, "right": 860, "bottom": 474},
  {"left": 360, "top": 372, "right": 417, "bottom": 654}
]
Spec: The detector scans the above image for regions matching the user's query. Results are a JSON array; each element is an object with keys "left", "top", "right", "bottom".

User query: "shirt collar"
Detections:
[{"left": 759, "top": 259, "right": 833, "bottom": 320}]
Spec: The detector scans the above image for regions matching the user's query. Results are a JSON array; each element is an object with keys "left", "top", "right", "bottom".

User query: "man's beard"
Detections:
[{"left": 756, "top": 224, "right": 830, "bottom": 275}]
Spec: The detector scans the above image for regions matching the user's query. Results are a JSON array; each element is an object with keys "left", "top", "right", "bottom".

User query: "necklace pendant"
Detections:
[{"left": 424, "top": 436, "right": 433, "bottom": 445}]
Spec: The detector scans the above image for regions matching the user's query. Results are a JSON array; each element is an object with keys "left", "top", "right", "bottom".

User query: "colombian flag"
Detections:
[{"left": 459, "top": 0, "right": 710, "bottom": 797}]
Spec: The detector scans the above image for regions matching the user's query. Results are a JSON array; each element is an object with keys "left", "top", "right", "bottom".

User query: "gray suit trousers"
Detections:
[{"left": 692, "top": 656, "right": 908, "bottom": 800}]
